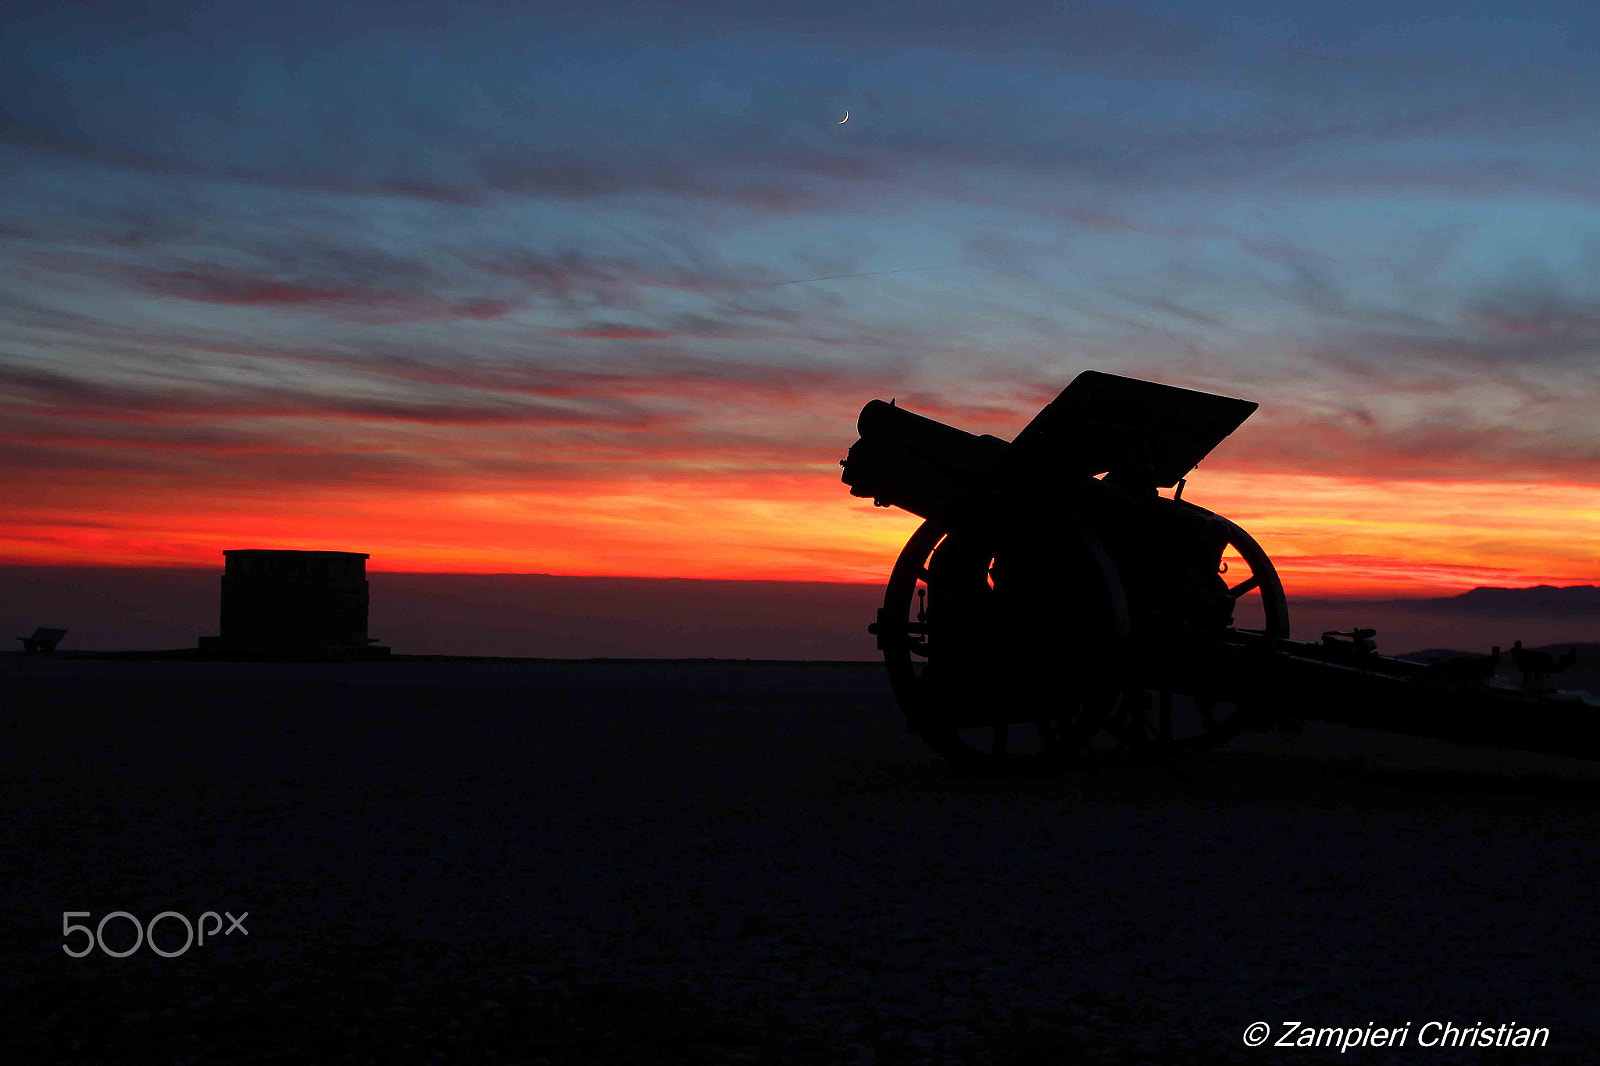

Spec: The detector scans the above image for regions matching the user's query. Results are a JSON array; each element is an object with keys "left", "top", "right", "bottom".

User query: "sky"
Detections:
[{"left": 4, "top": 0, "right": 1600, "bottom": 597}]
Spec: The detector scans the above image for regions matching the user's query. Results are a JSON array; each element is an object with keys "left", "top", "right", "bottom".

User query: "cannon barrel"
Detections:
[{"left": 840, "top": 400, "right": 1009, "bottom": 518}]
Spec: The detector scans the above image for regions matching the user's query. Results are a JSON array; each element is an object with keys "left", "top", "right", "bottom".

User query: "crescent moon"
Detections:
[{"left": 838, "top": 110, "right": 849, "bottom": 124}]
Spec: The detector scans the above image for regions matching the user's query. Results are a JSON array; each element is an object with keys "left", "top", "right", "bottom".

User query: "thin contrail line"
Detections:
[
  {"left": 757, "top": 255, "right": 1099, "bottom": 287},
  {"left": 757, "top": 265, "right": 955, "bottom": 286}
]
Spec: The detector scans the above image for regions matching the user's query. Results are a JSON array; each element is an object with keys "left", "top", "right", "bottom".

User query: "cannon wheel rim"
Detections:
[
  {"left": 879, "top": 517, "right": 1132, "bottom": 773},
  {"left": 1107, "top": 507, "right": 1290, "bottom": 754}
]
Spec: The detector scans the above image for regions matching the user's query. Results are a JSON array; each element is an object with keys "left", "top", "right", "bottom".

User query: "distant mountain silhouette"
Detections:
[
  {"left": 1400, "top": 642, "right": 1600, "bottom": 667},
  {"left": 1413, "top": 585, "right": 1600, "bottom": 617}
]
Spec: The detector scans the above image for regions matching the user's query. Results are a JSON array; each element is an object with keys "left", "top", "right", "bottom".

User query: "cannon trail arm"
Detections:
[{"left": 1202, "top": 632, "right": 1600, "bottom": 762}]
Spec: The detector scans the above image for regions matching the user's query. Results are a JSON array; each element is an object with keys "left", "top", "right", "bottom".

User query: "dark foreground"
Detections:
[{"left": 6, "top": 657, "right": 1600, "bottom": 1064}]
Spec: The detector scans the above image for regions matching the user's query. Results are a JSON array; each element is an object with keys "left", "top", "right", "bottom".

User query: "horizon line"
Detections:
[{"left": 3, "top": 562, "right": 1596, "bottom": 600}]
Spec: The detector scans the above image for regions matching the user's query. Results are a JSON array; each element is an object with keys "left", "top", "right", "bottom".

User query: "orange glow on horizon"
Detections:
[{"left": 1, "top": 468, "right": 1596, "bottom": 598}]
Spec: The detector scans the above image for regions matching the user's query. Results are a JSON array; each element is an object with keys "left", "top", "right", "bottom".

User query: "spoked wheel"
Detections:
[
  {"left": 876, "top": 517, "right": 1131, "bottom": 773},
  {"left": 1107, "top": 510, "right": 1289, "bottom": 756}
]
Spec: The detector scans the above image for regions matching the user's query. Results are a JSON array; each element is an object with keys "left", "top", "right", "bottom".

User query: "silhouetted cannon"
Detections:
[{"left": 842, "top": 371, "right": 1598, "bottom": 772}]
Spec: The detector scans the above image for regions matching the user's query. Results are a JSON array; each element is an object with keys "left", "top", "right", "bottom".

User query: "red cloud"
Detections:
[{"left": 1473, "top": 309, "right": 1600, "bottom": 340}]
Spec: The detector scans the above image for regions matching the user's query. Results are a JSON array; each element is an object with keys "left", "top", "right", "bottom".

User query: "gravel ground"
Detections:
[{"left": 6, "top": 657, "right": 1600, "bottom": 1064}]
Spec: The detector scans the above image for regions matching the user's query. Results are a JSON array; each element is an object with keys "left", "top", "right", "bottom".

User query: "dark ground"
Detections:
[{"left": 6, "top": 656, "right": 1600, "bottom": 1064}]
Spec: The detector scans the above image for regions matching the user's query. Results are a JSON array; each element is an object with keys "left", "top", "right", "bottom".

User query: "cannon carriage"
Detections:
[{"left": 841, "top": 371, "right": 1597, "bottom": 772}]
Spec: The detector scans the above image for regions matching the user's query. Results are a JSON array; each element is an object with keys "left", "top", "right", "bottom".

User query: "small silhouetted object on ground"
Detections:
[
  {"left": 16, "top": 627, "right": 66, "bottom": 655},
  {"left": 839, "top": 369, "right": 1600, "bottom": 773},
  {"left": 198, "top": 550, "right": 389, "bottom": 660},
  {"left": 1510, "top": 639, "right": 1579, "bottom": 691},
  {"left": 1321, "top": 627, "right": 1378, "bottom": 656}
]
